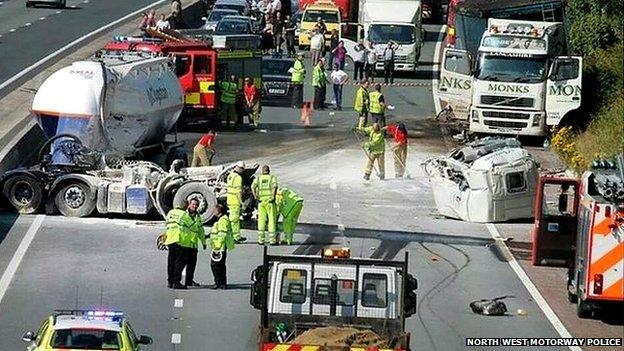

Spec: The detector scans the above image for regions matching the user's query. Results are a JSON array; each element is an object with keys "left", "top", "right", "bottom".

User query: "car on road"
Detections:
[
  {"left": 25, "top": 0, "right": 65, "bottom": 8},
  {"left": 214, "top": 15, "right": 253, "bottom": 35},
  {"left": 261, "top": 55, "right": 295, "bottom": 106},
  {"left": 203, "top": 8, "right": 239, "bottom": 31},
  {"left": 21, "top": 310, "right": 152, "bottom": 351},
  {"left": 213, "top": 0, "right": 249, "bottom": 15}
]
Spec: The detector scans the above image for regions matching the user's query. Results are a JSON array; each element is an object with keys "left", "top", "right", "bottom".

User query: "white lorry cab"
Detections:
[
  {"left": 341, "top": 0, "right": 423, "bottom": 73},
  {"left": 438, "top": 19, "right": 582, "bottom": 137}
]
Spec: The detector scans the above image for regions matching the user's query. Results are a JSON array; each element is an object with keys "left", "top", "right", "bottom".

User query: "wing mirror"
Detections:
[
  {"left": 22, "top": 331, "right": 35, "bottom": 342},
  {"left": 138, "top": 335, "right": 153, "bottom": 345}
]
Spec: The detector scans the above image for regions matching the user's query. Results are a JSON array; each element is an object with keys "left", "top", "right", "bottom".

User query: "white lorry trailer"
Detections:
[
  {"left": 438, "top": 19, "right": 582, "bottom": 136},
  {"left": 342, "top": 0, "right": 422, "bottom": 73}
]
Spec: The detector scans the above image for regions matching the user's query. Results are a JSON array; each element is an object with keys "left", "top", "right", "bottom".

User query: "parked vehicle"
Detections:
[
  {"left": 299, "top": 0, "right": 357, "bottom": 22},
  {"left": 298, "top": 0, "right": 342, "bottom": 49},
  {"left": 25, "top": 0, "right": 65, "bottom": 8},
  {"left": 213, "top": 0, "right": 250, "bottom": 15},
  {"left": 261, "top": 55, "right": 295, "bottom": 106},
  {"left": 203, "top": 8, "right": 239, "bottom": 31},
  {"left": 215, "top": 15, "right": 254, "bottom": 35}
]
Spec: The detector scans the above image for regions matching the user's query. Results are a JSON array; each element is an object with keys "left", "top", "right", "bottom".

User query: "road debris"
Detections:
[
  {"left": 291, "top": 326, "right": 390, "bottom": 348},
  {"left": 470, "top": 296, "right": 513, "bottom": 316}
]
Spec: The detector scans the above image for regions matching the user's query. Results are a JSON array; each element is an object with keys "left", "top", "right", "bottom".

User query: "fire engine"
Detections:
[
  {"left": 102, "top": 29, "right": 262, "bottom": 127},
  {"left": 532, "top": 158, "right": 624, "bottom": 318}
]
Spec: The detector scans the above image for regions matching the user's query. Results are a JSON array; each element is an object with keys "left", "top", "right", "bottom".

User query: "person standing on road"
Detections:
[
  {"left": 283, "top": 15, "right": 296, "bottom": 57},
  {"left": 272, "top": 12, "right": 284, "bottom": 54},
  {"left": 252, "top": 165, "right": 278, "bottom": 245},
  {"left": 244, "top": 77, "right": 261, "bottom": 127},
  {"left": 219, "top": 75, "right": 239, "bottom": 127},
  {"left": 354, "top": 80, "right": 370, "bottom": 128},
  {"left": 365, "top": 41, "right": 377, "bottom": 82},
  {"left": 312, "top": 59, "right": 328, "bottom": 110},
  {"left": 330, "top": 63, "right": 349, "bottom": 110},
  {"left": 290, "top": 53, "right": 306, "bottom": 108},
  {"left": 276, "top": 187, "right": 303, "bottom": 245},
  {"left": 182, "top": 197, "right": 206, "bottom": 288},
  {"left": 164, "top": 205, "right": 189, "bottom": 289},
  {"left": 352, "top": 40, "right": 367, "bottom": 83},
  {"left": 314, "top": 16, "right": 327, "bottom": 35},
  {"left": 383, "top": 40, "right": 397, "bottom": 84},
  {"left": 326, "top": 29, "right": 339, "bottom": 69},
  {"left": 309, "top": 29, "right": 324, "bottom": 67},
  {"left": 209, "top": 204, "right": 235, "bottom": 289},
  {"left": 369, "top": 83, "right": 386, "bottom": 126},
  {"left": 191, "top": 131, "right": 216, "bottom": 167},
  {"left": 331, "top": 40, "right": 347, "bottom": 70},
  {"left": 227, "top": 161, "right": 247, "bottom": 243},
  {"left": 386, "top": 122, "right": 408, "bottom": 178},
  {"left": 357, "top": 122, "right": 387, "bottom": 181}
]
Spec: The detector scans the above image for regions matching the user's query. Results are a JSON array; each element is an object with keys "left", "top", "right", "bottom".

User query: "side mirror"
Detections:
[
  {"left": 22, "top": 331, "right": 35, "bottom": 342},
  {"left": 138, "top": 335, "right": 153, "bottom": 345}
]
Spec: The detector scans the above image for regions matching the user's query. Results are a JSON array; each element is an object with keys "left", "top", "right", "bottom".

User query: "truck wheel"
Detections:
[
  {"left": 576, "top": 287, "right": 592, "bottom": 318},
  {"left": 2, "top": 175, "right": 43, "bottom": 214},
  {"left": 54, "top": 182, "right": 95, "bottom": 217},
  {"left": 173, "top": 182, "right": 216, "bottom": 223},
  {"left": 567, "top": 288, "right": 578, "bottom": 304}
]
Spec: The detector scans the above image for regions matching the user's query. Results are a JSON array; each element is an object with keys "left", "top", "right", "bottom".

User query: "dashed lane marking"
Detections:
[
  {"left": 55, "top": 10, "right": 62, "bottom": 14},
  {"left": 8, "top": 29, "right": 16, "bottom": 32},
  {"left": 0, "top": 215, "right": 45, "bottom": 308},
  {"left": 39, "top": 17, "right": 46, "bottom": 20},
  {"left": 333, "top": 202, "right": 340, "bottom": 209},
  {"left": 174, "top": 299, "right": 183, "bottom": 308},
  {"left": 24, "top": 23, "right": 32, "bottom": 27},
  {"left": 485, "top": 223, "right": 581, "bottom": 351},
  {"left": 329, "top": 182, "right": 337, "bottom": 190},
  {"left": 171, "top": 333, "right": 181, "bottom": 344}
]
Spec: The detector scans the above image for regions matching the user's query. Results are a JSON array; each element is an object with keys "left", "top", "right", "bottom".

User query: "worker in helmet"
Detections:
[
  {"left": 276, "top": 187, "right": 303, "bottom": 245},
  {"left": 209, "top": 204, "right": 235, "bottom": 289},
  {"left": 227, "top": 161, "right": 247, "bottom": 243},
  {"left": 369, "top": 83, "right": 386, "bottom": 127},
  {"left": 357, "top": 122, "right": 387, "bottom": 181},
  {"left": 191, "top": 131, "right": 216, "bottom": 167},
  {"left": 219, "top": 74, "right": 239, "bottom": 127},
  {"left": 251, "top": 165, "right": 278, "bottom": 245}
]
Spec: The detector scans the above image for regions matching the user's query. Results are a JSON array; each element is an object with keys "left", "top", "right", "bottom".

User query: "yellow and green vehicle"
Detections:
[{"left": 298, "top": 0, "right": 342, "bottom": 49}]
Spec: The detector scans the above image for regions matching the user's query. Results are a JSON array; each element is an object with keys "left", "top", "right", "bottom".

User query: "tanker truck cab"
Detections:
[
  {"left": 250, "top": 247, "right": 417, "bottom": 350},
  {"left": 438, "top": 19, "right": 582, "bottom": 136}
]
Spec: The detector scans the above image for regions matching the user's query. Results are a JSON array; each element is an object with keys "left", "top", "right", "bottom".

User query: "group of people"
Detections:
[
  {"left": 260, "top": 11, "right": 298, "bottom": 56},
  {"left": 217, "top": 75, "right": 263, "bottom": 128},
  {"left": 139, "top": 0, "right": 185, "bottom": 32}
]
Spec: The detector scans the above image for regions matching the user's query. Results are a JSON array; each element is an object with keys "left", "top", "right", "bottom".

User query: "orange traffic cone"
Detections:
[{"left": 300, "top": 101, "right": 312, "bottom": 127}]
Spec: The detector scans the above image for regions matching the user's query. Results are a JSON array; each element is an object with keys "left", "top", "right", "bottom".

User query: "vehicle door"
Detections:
[
  {"left": 189, "top": 50, "right": 217, "bottom": 109},
  {"left": 438, "top": 48, "right": 473, "bottom": 119},
  {"left": 340, "top": 23, "right": 362, "bottom": 61},
  {"left": 311, "top": 264, "right": 357, "bottom": 317},
  {"left": 357, "top": 267, "right": 396, "bottom": 319},
  {"left": 546, "top": 57, "right": 582, "bottom": 125},
  {"left": 25, "top": 318, "right": 50, "bottom": 351}
]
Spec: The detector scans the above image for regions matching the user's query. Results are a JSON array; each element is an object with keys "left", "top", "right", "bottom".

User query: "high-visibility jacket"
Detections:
[
  {"left": 252, "top": 174, "right": 278, "bottom": 203},
  {"left": 220, "top": 81, "right": 238, "bottom": 105},
  {"left": 182, "top": 212, "right": 205, "bottom": 249},
  {"left": 369, "top": 91, "right": 384, "bottom": 114},
  {"left": 164, "top": 208, "right": 191, "bottom": 246},
  {"left": 354, "top": 87, "right": 369, "bottom": 113},
  {"left": 276, "top": 187, "right": 304, "bottom": 217},
  {"left": 210, "top": 215, "right": 235, "bottom": 251},
  {"left": 226, "top": 172, "right": 243, "bottom": 205},
  {"left": 312, "top": 65, "right": 326, "bottom": 87},
  {"left": 291, "top": 59, "right": 305, "bottom": 83},
  {"left": 358, "top": 125, "right": 385, "bottom": 155}
]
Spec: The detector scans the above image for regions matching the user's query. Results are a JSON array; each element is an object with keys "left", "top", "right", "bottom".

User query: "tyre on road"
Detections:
[
  {"left": 2, "top": 174, "right": 44, "bottom": 214},
  {"left": 576, "top": 286, "right": 593, "bottom": 318},
  {"left": 172, "top": 182, "right": 216, "bottom": 223},
  {"left": 54, "top": 181, "right": 96, "bottom": 217}
]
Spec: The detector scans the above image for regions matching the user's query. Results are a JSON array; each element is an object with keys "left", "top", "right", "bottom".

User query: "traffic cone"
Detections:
[{"left": 301, "top": 101, "right": 312, "bottom": 127}]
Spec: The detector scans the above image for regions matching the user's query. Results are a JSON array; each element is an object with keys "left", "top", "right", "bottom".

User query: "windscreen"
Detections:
[
  {"left": 215, "top": 4, "right": 245, "bottom": 14},
  {"left": 216, "top": 20, "right": 250, "bottom": 34},
  {"left": 303, "top": 10, "right": 339, "bottom": 23},
  {"left": 476, "top": 55, "right": 548, "bottom": 83},
  {"left": 50, "top": 329, "right": 121, "bottom": 350},
  {"left": 209, "top": 10, "right": 237, "bottom": 22},
  {"left": 262, "top": 60, "right": 292, "bottom": 76},
  {"left": 368, "top": 24, "right": 415, "bottom": 45}
]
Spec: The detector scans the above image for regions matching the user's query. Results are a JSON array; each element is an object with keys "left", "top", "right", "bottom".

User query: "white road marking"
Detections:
[
  {"left": 171, "top": 333, "right": 181, "bottom": 344},
  {"left": 0, "top": 215, "right": 45, "bottom": 308},
  {"left": 337, "top": 224, "right": 345, "bottom": 231},
  {"left": 431, "top": 25, "right": 447, "bottom": 114},
  {"left": 329, "top": 182, "right": 337, "bottom": 190},
  {"left": 0, "top": 0, "right": 169, "bottom": 91},
  {"left": 181, "top": 267, "right": 186, "bottom": 277},
  {"left": 83, "top": 0, "right": 90, "bottom": 3},
  {"left": 39, "top": 17, "right": 46, "bottom": 20},
  {"left": 333, "top": 202, "right": 340, "bottom": 209},
  {"left": 55, "top": 10, "right": 62, "bottom": 14},
  {"left": 24, "top": 23, "right": 32, "bottom": 27},
  {"left": 174, "top": 299, "right": 184, "bottom": 308},
  {"left": 70, "top": 5, "right": 76, "bottom": 8},
  {"left": 485, "top": 223, "right": 581, "bottom": 351},
  {"left": 8, "top": 28, "right": 16, "bottom": 32}
]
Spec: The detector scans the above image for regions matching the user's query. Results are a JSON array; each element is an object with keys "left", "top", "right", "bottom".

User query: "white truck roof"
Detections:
[{"left": 363, "top": 0, "right": 421, "bottom": 23}]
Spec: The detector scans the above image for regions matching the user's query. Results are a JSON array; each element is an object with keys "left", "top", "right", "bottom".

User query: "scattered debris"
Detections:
[
  {"left": 470, "top": 296, "right": 513, "bottom": 316},
  {"left": 517, "top": 309, "right": 527, "bottom": 316},
  {"left": 291, "top": 327, "right": 390, "bottom": 348},
  {"left": 430, "top": 256, "right": 439, "bottom": 261}
]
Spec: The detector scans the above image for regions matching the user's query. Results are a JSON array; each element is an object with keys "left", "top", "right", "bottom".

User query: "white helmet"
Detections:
[{"left": 236, "top": 161, "right": 245, "bottom": 168}]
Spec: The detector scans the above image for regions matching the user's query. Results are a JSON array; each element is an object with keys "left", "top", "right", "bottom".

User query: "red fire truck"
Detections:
[{"left": 532, "top": 160, "right": 624, "bottom": 318}]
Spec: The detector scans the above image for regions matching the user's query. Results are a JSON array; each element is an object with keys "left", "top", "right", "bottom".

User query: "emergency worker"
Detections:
[
  {"left": 209, "top": 204, "right": 235, "bottom": 289},
  {"left": 369, "top": 84, "right": 386, "bottom": 127},
  {"left": 164, "top": 205, "right": 189, "bottom": 289},
  {"left": 357, "top": 122, "right": 386, "bottom": 181},
  {"left": 243, "top": 77, "right": 261, "bottom": 127},
  {"left": 354, "top": 80, "right": 370, "bottom": 128},
  {"left": 251, "top": 165, "right": 278, "bottom": 245},
  {"left": 181, "top": 197, "right": 206, "bottom": 287},
  {"left": 191, "top": 131, "right": 216, "bottom": 167},
  {"left": 219, "top": 74, "right": 239, "bottom": 127},
  {"left": 227, "top": 161, "right": 247, "bottom": 243},
  {"left": 290, "top": 53, "right": 306, "bottom": 108},
  {"left": 276, "top": 187, "right": 303, "bottom": 245}
]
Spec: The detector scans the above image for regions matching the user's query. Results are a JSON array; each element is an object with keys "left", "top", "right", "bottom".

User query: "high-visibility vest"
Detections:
[
  {"left": 253, "top": 174, "right": 277, "bottom": 203},
  {"left": 226, "top": 172, "right": 243, "bottom": 205},
  {"left": 164, "top": 208, "right": 187, "bottom": 246},
  {"left": 291, "top": 59, "right": 305, "bottom": 83},
  {"left": 210, "top": 215, "right": 235, "bottom": 251},
  {"left": 312, "top": 65, "right": 326, "bottom": 87},
  {"left": 277, "top": 187, "right": 304, "bottom": 217},
  {"left": 354, "top": 87, "right": 369, "bottom": 113},
  {"left": 182, "top": 212, "right": 205, "bottom": 249},
  {"left": 369, "top": 91, "right": 384, "bottom": 114},
  {"left": 358, "top": 126, "right": 385, "bottom": 155},
  {"left": 220, "top": 81, "right": 237, "bottom": 104}
]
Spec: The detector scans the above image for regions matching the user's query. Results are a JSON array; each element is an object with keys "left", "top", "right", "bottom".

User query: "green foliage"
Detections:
[
  {"left": 582, "top": 43, "right": 624, "bottom": 115},
  {"left": 566, "top": 0, "right": 624, "bottom": 55}
]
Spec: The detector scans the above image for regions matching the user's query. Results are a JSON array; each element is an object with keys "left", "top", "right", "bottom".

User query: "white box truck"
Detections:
[
  {"left": 341, "top": 0, "right": 423, "bottom": 73},
  {"left": 438, "top": 19, "right": 582, "bottom": 137}
]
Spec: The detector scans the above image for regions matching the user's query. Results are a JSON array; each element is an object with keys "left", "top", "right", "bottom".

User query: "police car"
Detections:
[{"left": 22, "top": 310, "right": 152, "bottom": 350}]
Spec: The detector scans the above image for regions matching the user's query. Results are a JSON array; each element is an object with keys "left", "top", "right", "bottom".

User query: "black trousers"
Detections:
[
  {"left": 292, "top": 83, "right": 303, "bottom": 108},
  {"left": 354, "top": 61, "right": 365, "bottom": 81},
  {"left": 313, "top": 86, "right": 326, "bottom": 109},
  {"left": 384, "top": 61, "right": 394, "bottom": 84},
  {"left": 371, "top": 113, "right": 386, "bottom": 127},
  {"left": 167, "top": 243, "right": 184, "bottom": 285},
  {"left": 184, "top": 248, "right": 198, "bottom": 285},
  {"left": 210, "top": 250, "right": 228, "bottom": 287}
]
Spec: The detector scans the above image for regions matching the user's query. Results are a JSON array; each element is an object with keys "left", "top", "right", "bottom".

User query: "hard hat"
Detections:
[{"left": 236, "top": 161, "right": 245, "bottom": 168}]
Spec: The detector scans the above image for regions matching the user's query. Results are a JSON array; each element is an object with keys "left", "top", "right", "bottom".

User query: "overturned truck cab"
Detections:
[{"left": 422, "top": 137, "right": 539, "bottom": 222}]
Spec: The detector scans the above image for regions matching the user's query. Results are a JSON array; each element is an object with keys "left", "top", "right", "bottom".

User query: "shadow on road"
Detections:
[{"left": 0, "top": 213, "right": 19, "bottom": 246}]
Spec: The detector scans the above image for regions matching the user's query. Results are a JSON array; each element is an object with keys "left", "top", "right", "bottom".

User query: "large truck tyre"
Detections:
[
  {"left": 2, "top": 174, "right": 44, "bottom": 214},
  {"left": 54, "top": 181, "right": 96, "bottom": 217},
  {"left": 576, "top": 287, "right": 593, "bottom": 318},
  {"left": 173, "top": 182, "right": 216, "bottom": 223}
]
